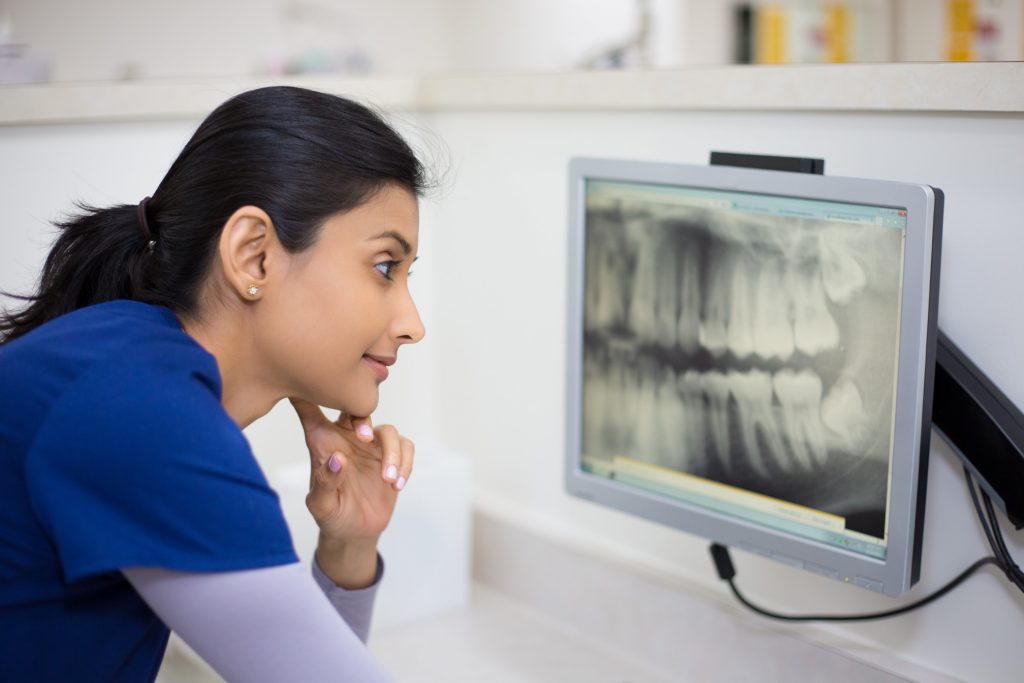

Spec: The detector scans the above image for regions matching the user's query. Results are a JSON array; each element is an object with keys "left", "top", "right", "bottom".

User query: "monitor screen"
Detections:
[{"left": 565, "top": 158, "right": 942, "bottom": 597}]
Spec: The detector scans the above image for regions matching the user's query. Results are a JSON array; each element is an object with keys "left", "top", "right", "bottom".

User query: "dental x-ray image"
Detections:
[{"left": 581, "top": 189, "right": 906, "bottom": 540}]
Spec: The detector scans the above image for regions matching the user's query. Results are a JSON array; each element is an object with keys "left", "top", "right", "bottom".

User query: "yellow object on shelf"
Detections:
[
  {"left": 826, "top": 3, "right": 851, "bottom": 63},
  {"left": 756, "top": 5, "right": 788, "bottom": 64},
  {"left": 947, "top": 0, "right": 975, "bottom": 61}
]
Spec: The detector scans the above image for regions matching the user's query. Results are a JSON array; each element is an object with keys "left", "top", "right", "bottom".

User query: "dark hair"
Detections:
[{"left": 0, "top": 86, "right": 428, "bottom": 343}]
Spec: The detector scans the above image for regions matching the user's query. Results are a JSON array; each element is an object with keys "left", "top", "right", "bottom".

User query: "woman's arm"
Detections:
[
  {"left": 310, "top": 550, "right": 385, "bottom": 643},
  {"left": 123, "top": 561, "right": 395, "bottom": 683}
]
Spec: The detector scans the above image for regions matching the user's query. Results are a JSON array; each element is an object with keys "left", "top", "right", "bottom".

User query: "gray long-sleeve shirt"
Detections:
[{"left": 123, "top": 554, "right": 395, "bottom": 682}]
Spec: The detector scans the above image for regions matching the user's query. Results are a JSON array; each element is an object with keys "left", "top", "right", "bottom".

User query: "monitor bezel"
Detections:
[{"left": 565, "top": 157, "right": 941, "bottom": 597}]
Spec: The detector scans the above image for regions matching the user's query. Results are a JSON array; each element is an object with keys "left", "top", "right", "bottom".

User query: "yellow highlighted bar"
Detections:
[{"left": 607, "top": 455, "right": 847, "bottom": 533}]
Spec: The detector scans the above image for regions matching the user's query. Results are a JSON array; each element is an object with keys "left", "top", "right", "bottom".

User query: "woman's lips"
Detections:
[{"left": 363, "top": 354, "right": 394, "bottom": 381}]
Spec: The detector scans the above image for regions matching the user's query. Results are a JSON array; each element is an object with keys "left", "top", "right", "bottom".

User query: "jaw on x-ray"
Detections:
[{"left": 581, "top": 197, "right": 904, "bottom": 538}]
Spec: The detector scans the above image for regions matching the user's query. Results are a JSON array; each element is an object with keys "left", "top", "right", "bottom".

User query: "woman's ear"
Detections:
[{"left": 217, "top": 206, "right": 279, "bottom": 302}]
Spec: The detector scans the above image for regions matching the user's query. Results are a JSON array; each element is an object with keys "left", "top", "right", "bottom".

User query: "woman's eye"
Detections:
[{"left": 375, "top": 261, "right": 398, "bottom": 280}]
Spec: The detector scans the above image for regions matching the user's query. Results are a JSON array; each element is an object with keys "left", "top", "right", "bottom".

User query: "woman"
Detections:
[{"left": 0, "top": 86, "right": 426, "bottom": 681}]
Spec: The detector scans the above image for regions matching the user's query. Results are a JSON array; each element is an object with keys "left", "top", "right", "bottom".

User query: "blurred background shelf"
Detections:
[
  {"left": 2, "top": 61, "right": 1022, "bottom": 127},
  {"left": 2, "top": 1, "right": 1022, "bottom": 88}
]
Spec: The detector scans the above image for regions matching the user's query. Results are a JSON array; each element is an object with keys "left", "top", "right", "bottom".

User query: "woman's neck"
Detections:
[{"left": 181, "top": 309, "right": 282, "bottom": 429}]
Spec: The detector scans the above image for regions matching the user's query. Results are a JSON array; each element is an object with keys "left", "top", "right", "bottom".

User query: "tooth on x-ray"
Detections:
[
  {"left": 773, "top": 369, "right": 828, "bottom": 468},
  {"left": 675, "top": 241, "right": 701, "bottom": 354},
  {"left": 752, "top": 255, "right": 795, "bottom": 361},
  {"left": 820, "top": 231, "right": 868, "bottom": 305},
  {"left": 726, "top": 250, "right": 757, "bottom": 359},
  {"left": 701, "top": 371, "right": 732, "bottom": 470},
  {"left": 821, "top": 377, "right": 870, "bottom": 452},
  {"left": 729, "top": 369, "right": 788, "bottom": 477},
  {"left": 628, "top": 219, "right": 659, "bottom": 344},
  {"left": 788, "top": 263, "right": 840, "bottom": 356},
  {"left": 677, "top": 370, "right": 706, "bottom": 471},
  {"left": 585, "top": 213, "right": 630, "bottom": 332},
  {"left": 654, "top": 367, "right": 685, "bottom": 468},
  {"left": 653, "top": 230, "right": 681, "bottom": 347},
  {"left": 632, "top": 361, "right": 662, "bottom": 463},
  {"left": 699, "top": 243, "right": 732, "bottom": 356}
]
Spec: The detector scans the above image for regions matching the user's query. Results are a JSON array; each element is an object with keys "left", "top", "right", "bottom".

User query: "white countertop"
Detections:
[
  {"left": 155, "top": 584, "right": 678, "bottom": 683},
  {"left": 2, "top": 62, "right": 1022, "bottom": 126},
  {"left": 150, "top": 504, "right": 953, "bottom": 682}
]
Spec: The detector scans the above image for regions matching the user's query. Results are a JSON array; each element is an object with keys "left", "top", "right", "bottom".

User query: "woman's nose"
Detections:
[{"left": 395, "top": 290, "right": 426, "bottom": 345}]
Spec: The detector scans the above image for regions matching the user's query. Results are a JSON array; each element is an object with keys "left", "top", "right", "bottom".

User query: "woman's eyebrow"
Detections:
[{"left": 369, "top": 230, "right": 411, "bottom": 256}]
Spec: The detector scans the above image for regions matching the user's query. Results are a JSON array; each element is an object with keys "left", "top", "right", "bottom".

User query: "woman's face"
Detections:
[{"left": 261, "top": 184, "right": 425, "bottom": 417}]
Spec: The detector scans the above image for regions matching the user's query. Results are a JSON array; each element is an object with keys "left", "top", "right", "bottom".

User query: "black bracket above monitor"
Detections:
[
  {"left": 709, "top": 150, "right": 1024, "bottom": 529},
  {"left": 710, "top": 150, "right": 825, "bottom": 175}
]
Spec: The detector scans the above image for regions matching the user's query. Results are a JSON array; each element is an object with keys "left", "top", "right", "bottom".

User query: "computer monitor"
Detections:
[{"left": 565, "top": 157, "right": 943, "bottom": 597}]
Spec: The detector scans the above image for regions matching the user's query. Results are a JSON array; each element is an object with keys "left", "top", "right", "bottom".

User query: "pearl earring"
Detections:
[{"left": 247, "top": 285, "right": 259, "bottom": 297}]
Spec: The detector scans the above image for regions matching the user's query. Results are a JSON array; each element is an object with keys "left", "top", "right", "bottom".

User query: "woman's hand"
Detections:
[{"left": 289, "top": 398, "right": 415, "bottom": 545}]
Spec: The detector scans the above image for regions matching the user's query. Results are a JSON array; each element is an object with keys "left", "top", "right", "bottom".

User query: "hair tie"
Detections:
[{"left": 137, "top": 196, "right": 155, "bottom": 251}]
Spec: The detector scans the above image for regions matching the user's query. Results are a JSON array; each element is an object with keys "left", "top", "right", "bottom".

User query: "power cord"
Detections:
[
  {"left": 711, "top": 545, "right": 997, "bottom": 622},
  {"left": 709, "top": 465, "right": 1022, "bottom": 621},
  {"left": 964, "top": 466, "right": 1024, "bottom": 592}
]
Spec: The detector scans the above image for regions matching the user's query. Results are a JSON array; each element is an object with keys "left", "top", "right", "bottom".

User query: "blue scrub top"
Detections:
[{"left": 0, "top": 300, "right": 298, "bottom": 682}]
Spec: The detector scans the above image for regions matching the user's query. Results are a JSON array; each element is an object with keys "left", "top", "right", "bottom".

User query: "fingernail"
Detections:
[
  {"left": 385, "top": 464, "right": 397, "bottom": 480},
  {"left": 358, "top": 424, "right": 373, "bottom": 439},
  {"left": 329, "top": 454, "right": 341, "bottom": 472},
  {"left": 396, "top": 476, "right": 406, "bottom": 491}
]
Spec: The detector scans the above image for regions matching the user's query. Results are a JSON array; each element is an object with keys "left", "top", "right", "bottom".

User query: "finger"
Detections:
[
  {"left": 289, "top": 398, "right": 329, "bottom": 433},
  {"left": 306, "top": 450, "right": 348, "bottom": 518},
  {"left": 375, "top": 424, "right": 402, "bottom": 482},
  {"left": 394, "top": 437, "right": 415, "bottom": 492},
  {"left": 334, "top": 413, "right": 375, "bottom": 442},
  {"left": 350, "top": 415, "right": 375, "bottom": 443}
]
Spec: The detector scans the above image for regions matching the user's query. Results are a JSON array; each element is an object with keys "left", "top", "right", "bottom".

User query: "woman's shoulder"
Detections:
[
  {"left": 85, "top": 300, "right": 223, "bottom": 394},
  {"left": 45, "top": 299, "right": 208, "bottom": 357},
  {"left": 4, "top": 298, "right": 222, "bottom": 396},
  {"left": 16, "top": 303, "right": 291, "bottom": 584},
  {"left": 21, "top": 303, "right": 251, "bottom": 482},
  {"left": 57, "top": 302, "right": 230, "bottom": 436},
  {"left": 2, "top": 299, "right": 231, "bottom": 460}
]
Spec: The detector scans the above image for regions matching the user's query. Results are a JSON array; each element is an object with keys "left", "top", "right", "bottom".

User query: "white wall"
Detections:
[
  {"left": 0, "top": 120, "right": 195, "bottom": 293},
  {"left": 1, "top": 0, "right": 693, "bottom": 81},
  {"left": 438, "top": 0, "right": 689, "bottom": 72},
  {"left": 3, "top": 0, "right": 656, "bottom": 80},
  {"left": 421, "top": 107, "right": 1024, "bottom": 682},
  {"left": 1, "top": 0, "right": 454, "bottom": 80}
]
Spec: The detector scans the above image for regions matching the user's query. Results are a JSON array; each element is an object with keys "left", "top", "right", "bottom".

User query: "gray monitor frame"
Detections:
[{"left": 565, "top": 157, "right": 942, "bottom": 597}]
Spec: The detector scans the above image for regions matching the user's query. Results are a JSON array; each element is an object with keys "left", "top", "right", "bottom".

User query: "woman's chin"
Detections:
[
  {"left": 333, "top": 392, "right": 379, "bottom": 419},
  {"left": 294, "top": 383, "right": 379, "bottom": 418}
]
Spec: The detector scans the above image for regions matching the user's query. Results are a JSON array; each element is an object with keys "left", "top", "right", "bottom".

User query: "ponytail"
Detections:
[
  {"left": 1, "top": 202, "right": 156, "bottom": 343},
  {"left": 1, "top": 86, "right": 428, "bottom": 345}
]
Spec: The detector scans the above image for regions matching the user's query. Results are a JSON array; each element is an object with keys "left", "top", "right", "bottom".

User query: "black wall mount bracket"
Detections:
[{"left": 932, "top": 331, "right": 1024, "bottom": 528}]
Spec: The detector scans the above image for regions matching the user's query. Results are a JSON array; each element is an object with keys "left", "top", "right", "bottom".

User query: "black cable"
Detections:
[
  {"left": 716, "top": 551, "right": 999, "bottom": 622},
  {"left": 982, "top": 493, "right": 1023, "bottom": 589},
  {"left": 709, "top": 464, "right": 1023, "bottom": 622},
  {"left": 965, "top": 467, "right": 1024, "bottom": 591},
  {"left": 980, "top": 485, "right": 1024, "bottom": 590},
  {"left": 965, "top": 467, "right": 1001, "bottom": 560},
  {"left": 984, "top": 496, "right": 1012, "bottom": 566}
]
